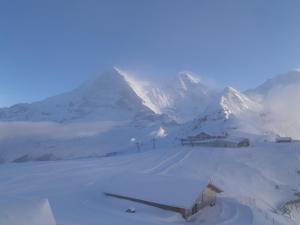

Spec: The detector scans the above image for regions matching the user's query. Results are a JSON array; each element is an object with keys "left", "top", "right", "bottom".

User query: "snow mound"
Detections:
[{"left": 0, "top": 197, "right": 56, "bottom": 225}]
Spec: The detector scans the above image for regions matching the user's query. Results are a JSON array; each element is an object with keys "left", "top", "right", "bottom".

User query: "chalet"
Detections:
[
  {"left": 103, "top": 173, "right": 223, "bottom": 220},
  {"left": 276, "top": 136, "right": 292, "bottom": 143}
]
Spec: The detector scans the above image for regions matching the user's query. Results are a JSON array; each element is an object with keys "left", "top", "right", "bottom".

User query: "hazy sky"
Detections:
[{"left": 1, "top": 0, "right": 300, "bottom": 106}]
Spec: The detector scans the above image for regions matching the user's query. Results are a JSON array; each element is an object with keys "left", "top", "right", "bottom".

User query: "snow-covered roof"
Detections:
[{"left": 102, "top": 173, "right": 220, "bottom": 209}]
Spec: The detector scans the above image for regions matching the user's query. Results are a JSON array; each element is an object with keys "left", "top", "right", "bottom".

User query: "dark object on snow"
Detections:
[
  {"left": 237, "top": 138, "right": 250, "bottom": 147},
  {"left": 12, "top": 154, "right": 59, "bottom": 163},
  {"left": 126, "top": 208, "right": 136, "bottom": 213},
  {"left": 181, "top": 135, "right": 250, "bottom": 148}
]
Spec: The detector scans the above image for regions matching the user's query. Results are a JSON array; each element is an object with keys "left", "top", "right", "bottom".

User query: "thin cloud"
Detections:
[
  {"left": 0, "top": 121, "right": 118, "bottom": 141},
  {"left": 263, "top": 83, "right": 300, "bottom": 138}
]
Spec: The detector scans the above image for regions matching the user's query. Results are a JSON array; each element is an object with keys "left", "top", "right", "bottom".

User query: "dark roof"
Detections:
[
  {"left": 102, "top": 173, "right": 222, "bottom": 208},
  {"left": 207, "top": 182, "right": 223, "bottom": 193}
]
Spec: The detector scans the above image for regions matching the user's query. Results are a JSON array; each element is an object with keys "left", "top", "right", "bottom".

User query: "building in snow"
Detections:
[
  {"left": 276, "top": 136, "right": 292, "bottom": 143},
  {"left": 181, "top": 133, "right": 250, "bottom": 148},
  {"left": 103, "top": 173, "right": 223, "bottom": 220}
]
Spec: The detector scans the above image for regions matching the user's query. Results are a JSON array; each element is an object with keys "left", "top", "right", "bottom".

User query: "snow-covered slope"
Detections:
[
  {"left": 0, "top": 68, "right": 160, "bottom": 123},
  {"left": 0, "top": 143, "right": 298, "bottom": 225},
  {"left": 0, "top": 198, "right": 56, "bottom": 225}
]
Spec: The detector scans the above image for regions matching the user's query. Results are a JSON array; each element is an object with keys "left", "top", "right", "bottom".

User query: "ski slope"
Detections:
[{"left": 0, "top": 142, "right": 299, "bottom": 225}]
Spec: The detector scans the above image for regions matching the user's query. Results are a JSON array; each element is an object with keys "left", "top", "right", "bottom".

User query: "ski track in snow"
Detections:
[
  {"left": 218, "top": 200, "right": 253, "bottom": 225},
  {"left": 195, "top": 198, "right": 254, "bottom": 225},
  {"left": 142, "top": 149, "right": 190, "bottom": 174},
  {"left": 158, "top": 149, "right": 194, "bottom": 175}
]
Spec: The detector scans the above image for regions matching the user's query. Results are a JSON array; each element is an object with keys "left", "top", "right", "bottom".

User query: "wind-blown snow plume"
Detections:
[
  {"left": 114, "top": 67, "right": 162, "bottom": 114},
  {"left": 262, "top": 83, "right": 300, "bottom": 138},
  {"left": 146, "top": 71, "right": 217, "bottom": 122},
  {"left": 0, "top": 121, "right": 118, "bottom": 141}
]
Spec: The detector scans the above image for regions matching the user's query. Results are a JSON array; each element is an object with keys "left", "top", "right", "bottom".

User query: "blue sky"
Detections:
[{"left": 1, "top": 0, "right": 300, "bottom": 106}]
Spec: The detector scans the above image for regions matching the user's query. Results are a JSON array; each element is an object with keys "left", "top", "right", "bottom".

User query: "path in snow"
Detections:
[
  {"left": 195, "top": 198, "right": 254, "bottom": 225},
  {"left": 142, "top": 149, "right": 191, "bottom": 174}
]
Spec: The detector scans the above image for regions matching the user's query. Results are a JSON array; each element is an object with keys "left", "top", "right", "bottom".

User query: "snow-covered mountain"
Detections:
[
  {"left": 205, "top": 86, "right": 261, "bottom": 119},
  {"left": 0, "top": 68, "right": 162, "bottom": 123},
  {"left": 184, "top": 70, "right": 300, "bottom": 138},
  {"left": 187, "top": 86, "right": 261, "bottom": 135},
  {"left": 2, "top": 67, "right": 300, "bottom": 163},
  {"left": 0, "top": 68, "right": 177, "bottom": 163},
  {"left": 147, "top": 72, "right": 214, "bottom": 122},
  {"left": 1, "top": 68, "right": 298, "bottom": 137}
]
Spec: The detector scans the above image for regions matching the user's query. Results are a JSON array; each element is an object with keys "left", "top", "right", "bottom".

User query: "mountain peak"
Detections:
[
  {"left": 177, "top": 72, "right": 201, "bottom": 84},
  {"left": 223, "top": 86, "right": 239, "bottom": 95},
  {"left": 200, "top": 86, "right": 260, "bottom": 121},
  {"left": 169, "top": 72, "right": 210, "bottom": 94},
  {"left": 90, "top": 67, "right": 125, "bottom": 82}
]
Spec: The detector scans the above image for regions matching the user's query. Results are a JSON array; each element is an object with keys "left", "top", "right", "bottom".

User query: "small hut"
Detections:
[{"left": 103, "top": 173, "right": 223, "bottom": 220}]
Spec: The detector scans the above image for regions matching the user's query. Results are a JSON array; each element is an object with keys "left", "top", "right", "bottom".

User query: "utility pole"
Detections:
[
  {"left": 152, "top": 138, "right": 156, "bottom": 149},
  {"left": 136, "top": 141, "right": 140, "bottom": 152}
]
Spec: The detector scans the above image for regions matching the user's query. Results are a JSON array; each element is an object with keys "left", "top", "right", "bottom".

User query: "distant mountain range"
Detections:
[{"left": 1, "top": 68, "right": 300, "bottom": 162}]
